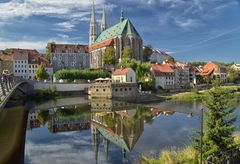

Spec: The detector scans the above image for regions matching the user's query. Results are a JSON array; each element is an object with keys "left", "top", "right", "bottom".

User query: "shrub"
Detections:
[{"left": 55, "top": 69, "right": 110, "bottom": 81}]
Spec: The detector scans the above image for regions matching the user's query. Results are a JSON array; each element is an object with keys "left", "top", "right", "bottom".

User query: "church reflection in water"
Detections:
[{"left": 26, "top": 99, "right": 175, "bottom": 163}]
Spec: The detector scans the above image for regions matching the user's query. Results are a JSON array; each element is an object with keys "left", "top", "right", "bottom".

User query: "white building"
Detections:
[
  {"left": 231, "top": 64, "right": 240, "bottom": 71},
  {"left": 151, "top": 63, "right": 175, "bottom": 89},
  {"left": 12, "top": 49, "right": 53, "bottom": 80},
  {"left": 112, "top": 68, "right": 136, "bottom": 83},
  {"left": 50, "top": 43, "right": 90, "bottom": 73},
  {"left": 149, "top": 50, "right": 170, "bottom": 64}
]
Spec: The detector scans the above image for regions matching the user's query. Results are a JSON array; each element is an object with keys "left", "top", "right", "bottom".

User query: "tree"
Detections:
[
  {"left": 103, "top": 47, "right": 115, "bottom": 65},
  {"left": 143, "top": 45, "right": 153, "bottom": 62},
  {"left": 122, "top": 46, "right": 132, "bottom": 59},
  {"left": 45, "top": 42, "right": 55, "bottom": 62},
  {"left": 193, "top": 88, "right": 238, "bottom": 162},
  {"left": 212, "top": 75, "right": 222, "bottom": 88},
  {"left": 227, "top": 67, "right": 240, "bottom": 84},
  {"left": 35, "top": 63, "right": 49, "bottom": 81},
  {"left": 167, "top": 56, "right": 175, "bottom": 62}
]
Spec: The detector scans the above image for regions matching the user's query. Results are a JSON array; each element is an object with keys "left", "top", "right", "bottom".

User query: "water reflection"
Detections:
[{"left": 24, "top": 99, "right": 185, "bottom": 163}]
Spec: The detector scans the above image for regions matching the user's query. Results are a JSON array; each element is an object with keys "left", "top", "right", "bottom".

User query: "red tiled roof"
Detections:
[
  {"left": 112, "top": 68, "right": 131, "bottom": 75},
  {"left": 12, "top": 48, "right": 52, "bottom": 68},
  {"left": 89, "top": 39, "right": 114, "bottom": 51},
  {"left": 12, "top": 49, "right": 39, "bottom": 60},
  {"left": 151, "top": 64, "right": 174, "bottom": 76},
  {"left": 200, "top": 61, "right": 226, "bottom": 76}
]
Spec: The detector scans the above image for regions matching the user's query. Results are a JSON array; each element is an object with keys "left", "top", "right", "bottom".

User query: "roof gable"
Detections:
[
  {"left": 95, "top": 19, "right": 140, "bottom": 43},
  {"left": 112, "top": 68, "right": 132, "bottom": 75},
  {"left": 151, "top": 64, "right": 174, "bottom": 75}
]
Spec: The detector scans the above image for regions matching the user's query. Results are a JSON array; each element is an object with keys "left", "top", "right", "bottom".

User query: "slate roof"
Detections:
[{"left": 94, "top": 19, "right": 140, "bottom": 43}]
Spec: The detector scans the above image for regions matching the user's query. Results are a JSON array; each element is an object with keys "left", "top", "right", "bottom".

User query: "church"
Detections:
[{"left": 89, "top": 2, "right": 143, "bottom": 69}]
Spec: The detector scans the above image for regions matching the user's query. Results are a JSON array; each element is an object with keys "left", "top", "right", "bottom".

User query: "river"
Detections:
[{"left": 0, "top": 97, "right": 239, "bottom": 164}]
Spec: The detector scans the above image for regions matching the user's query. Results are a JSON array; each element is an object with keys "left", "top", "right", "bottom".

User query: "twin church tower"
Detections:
[{"left": 89, "top": 1, "right": 143, "bottom": 69}]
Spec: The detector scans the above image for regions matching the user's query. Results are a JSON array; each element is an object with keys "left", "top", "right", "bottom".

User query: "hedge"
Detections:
[{"left": 55, "top": 69, "right": 111, "bottom": 80}]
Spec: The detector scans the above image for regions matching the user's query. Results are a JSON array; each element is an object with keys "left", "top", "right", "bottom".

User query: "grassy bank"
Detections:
[
  {"left": 141, "top": 135, "right": 240, "bottom": 164},
  {"left": 168, "top": 86, "right": 240, "bottom": 101}
]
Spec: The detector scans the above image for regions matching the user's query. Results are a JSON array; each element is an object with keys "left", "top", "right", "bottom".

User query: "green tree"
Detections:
[
  {"left": 227, "top": 67, "right": 240, "bottom": 84},
  {"left": 103, "top": 47, "right": 115, "bottom": 65},
  {"left": 45, "top": 42, "right": 55, "bottom": 62},
  {"left": 193, "top": 88, "right": 238, "bottom": 162},
  {"left": 143, "top": 45, "right": 153, "bottom": 62},
  {"left": 212, "top": 75, "right": 222, "bottom": 88},
  {"left": 122, "top": 46, "right": 132, "bottom": 59},
  {"left": 35, "top": 63, "right": 49, "bottom": 81},
  {"left": 167, "top": 56, "right": 175, "bottom": 62}
]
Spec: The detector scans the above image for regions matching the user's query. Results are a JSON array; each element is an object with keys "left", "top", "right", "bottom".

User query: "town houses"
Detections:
[
  {"left": 12, "top": 48, "right": 53, "bottom": 80},
  {"left": 0, "top": 1, "right": 238, "bottom": 91}
]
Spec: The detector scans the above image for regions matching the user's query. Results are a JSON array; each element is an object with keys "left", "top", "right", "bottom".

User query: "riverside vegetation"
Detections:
[{"left": 142, "top": 87, "right": 240, "bottom": 163}]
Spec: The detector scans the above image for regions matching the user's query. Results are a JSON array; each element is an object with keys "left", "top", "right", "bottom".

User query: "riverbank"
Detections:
[
  {"left": 166, "top": 86, "right": 240, "bottom": 101},
  {"left": 140, "top": 134, "right": 240, "bottom": 164}
]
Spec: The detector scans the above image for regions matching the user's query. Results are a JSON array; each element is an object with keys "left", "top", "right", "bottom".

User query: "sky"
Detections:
[{"left": 0, "top": 0, "right": 240, "bottom": 63}]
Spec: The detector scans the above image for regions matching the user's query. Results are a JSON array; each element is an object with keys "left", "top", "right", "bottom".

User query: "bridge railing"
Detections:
[{"left": 0, "top": 75, "right": 25, "bottom": 99}]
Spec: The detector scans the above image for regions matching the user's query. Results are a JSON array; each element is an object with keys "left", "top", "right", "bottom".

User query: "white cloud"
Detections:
[
  {"left": 0, "top": 37, "right": 85, "bottom": 50},
  {"left": 0, "top": 0, "right": 109, "bottom": 20},
  {"left": 174, "top": 18, "right": 202, "bottom": 29},
  {"left": 55, "top": 22, "right": 76, "bottom": 31}
]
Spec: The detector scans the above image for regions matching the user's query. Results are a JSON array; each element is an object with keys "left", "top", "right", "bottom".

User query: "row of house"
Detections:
[
  {"left": 151, "top": 61, "right": 228, "bottom": 89},
  {"left": 12, "top": 49, "right": 53, "bottom": 80}
]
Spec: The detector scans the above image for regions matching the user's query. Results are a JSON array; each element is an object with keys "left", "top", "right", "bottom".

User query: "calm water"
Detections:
[{"left": 1, "top": 97, "right": 240, "bottom": 164}]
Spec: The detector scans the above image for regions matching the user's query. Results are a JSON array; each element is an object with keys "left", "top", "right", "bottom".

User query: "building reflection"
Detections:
[
  {"left": 26, "top": 100, "right": 176, "bottom": 163},
  {"left": 27, "top": 111, "right": 41, "bottom": 130},
  {"left": 89, "top": 99, "right": 176, "bottom": 163}
]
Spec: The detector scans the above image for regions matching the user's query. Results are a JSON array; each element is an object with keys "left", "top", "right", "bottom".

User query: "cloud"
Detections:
[
  {"left": 55, "top": 22, "right": 76, "bottom": 32},
  {"left": 174, "top": 18, "right": 202, "bottom": 29},
  {"left": 0, "top": 0, "right": 109, "bottom": 21},
  {"left": 0, "top": 37, "right": 85, "bottom": 50}
]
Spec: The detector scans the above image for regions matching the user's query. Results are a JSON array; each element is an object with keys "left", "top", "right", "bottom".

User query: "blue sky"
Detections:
[{"left": 0, "top": 0, "right": 240, "bottom": 63}]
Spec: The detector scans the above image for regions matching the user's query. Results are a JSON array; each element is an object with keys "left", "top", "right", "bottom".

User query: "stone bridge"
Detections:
[{"left": 0, "top": 75, "right": 32, "bottom": 111}]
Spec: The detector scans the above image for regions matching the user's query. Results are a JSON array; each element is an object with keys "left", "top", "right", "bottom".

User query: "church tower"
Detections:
[
  {"left": 101, "top": 5, "right": 107, "bottom": 32},
  {"left": 89, "top": 0, "right": 98, "bottom": 45}
]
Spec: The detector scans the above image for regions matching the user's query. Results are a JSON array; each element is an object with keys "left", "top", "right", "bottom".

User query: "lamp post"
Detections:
[{"left": 200, "top": 108, "right": 203, "bottom": 164}]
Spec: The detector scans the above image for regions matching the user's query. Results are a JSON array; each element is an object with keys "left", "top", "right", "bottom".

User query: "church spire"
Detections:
[
  {"left": 120, "top": 8, "right": 124, "bottom": 22},
  {"left": 89, "top": 0, "right": 98, "bottom": 45},
  {"left": 101, "top": 5, "right": 107, "bottom": 32}
]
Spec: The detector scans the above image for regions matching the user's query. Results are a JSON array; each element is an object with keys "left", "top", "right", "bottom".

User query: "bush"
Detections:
[
  {"left": 141, "top": 146, "right": 199, "bottom": 164},
  {"left": 55, "top": 69, "right": 110, "bottom": 81}
]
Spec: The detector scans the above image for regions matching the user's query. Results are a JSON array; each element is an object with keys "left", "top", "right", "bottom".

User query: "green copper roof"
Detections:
[
  {"left": 97, "top": 126, "right": 130, "bottom": 152},
  {"left": 95, "top": 19, "right": 140, "bottom": 43}
]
